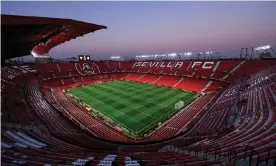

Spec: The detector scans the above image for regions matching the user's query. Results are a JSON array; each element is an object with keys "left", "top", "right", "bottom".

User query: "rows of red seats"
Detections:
[
  {"left": 33, "top": 60, "right": 275, "bottom": 82},
  {"left": 143, "top": 93, "right": 216, "bottom": 141},
  {"left": 183, "top": 65, "right": 276, "bottom": 164},
  {"left": 124, "top": 73, "right": 221, "bottom": 92},
  {"left": 129, "top": 151, "right": 221, "bottom": 166},
  {"left": 1, "top": 129, "right": 115, "bottom": 166},
  {"left": 2, "top": 60, "right": 276, "bottom": 166},
  {"left": 118, "top": 60, "right": 275, "bottom": 81}
]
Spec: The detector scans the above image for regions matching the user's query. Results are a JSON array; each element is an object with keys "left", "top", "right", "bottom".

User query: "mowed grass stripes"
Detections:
[{"left": 68, "top": 80, "right": 197, "bottom": 137}]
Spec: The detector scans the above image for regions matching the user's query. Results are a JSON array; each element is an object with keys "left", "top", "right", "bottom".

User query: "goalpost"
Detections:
[{"left": 175, "top": 100, "right": 185, "bottom": 110}]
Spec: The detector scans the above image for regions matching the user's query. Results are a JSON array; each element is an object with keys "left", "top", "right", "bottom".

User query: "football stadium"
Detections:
[{"left": 1, "top": 2, "right": 276, "bottom": 166}]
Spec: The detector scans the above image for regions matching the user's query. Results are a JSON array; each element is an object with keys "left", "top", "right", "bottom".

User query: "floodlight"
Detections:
[
  {"left": 139, "top": 55, "right": 151, "bottom": 58},
  {"left": 254, "top": 45, "right": 270, "bottom": 51},
  {"left": 184, "top": 52, "right": 192, "bottom": 56},
  {"left": 205, "top": 51, "right": 213, "bottom": 54},
  {"left": 154, "top": 54, "right": 166, "bottom": 57},
  {"left": 110, "top": 56, "right": 120, "bottom": 59},
  {"left": 168, "top": 53, "right": 177, "bottom": 57}
]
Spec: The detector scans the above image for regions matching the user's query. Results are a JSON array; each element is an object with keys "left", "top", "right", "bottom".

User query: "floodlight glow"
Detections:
[
  {"left": 205, "top": 51, "right": 213, "bottom": 54},
  {"left": 255, "top": 45, "right": 270, "bottom": 51},
  {"left": 184, "top": 52, "right": 192, "bottom": 56},
  {"left": 110, "top": 56, "right": 120, "bottom": 59},
  {"left": 154, "top": 54, "right": 166, "bottom": 57},
  {"left": 168, "top": 53, "right": 177, "bottom": 57},
  {"left": 137, "top": 55, "right": 151, "bottom": 58},
  {"left": 31, "top": 50, "right": 50, "bottom": 58},
  {"left": 159, "top": 54, "right": 167, "bottom": 57}
]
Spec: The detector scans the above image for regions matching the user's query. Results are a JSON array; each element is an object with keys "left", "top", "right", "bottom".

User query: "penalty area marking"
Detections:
[{"left": 136, "top": 93, "right": 197, "bottom": 135}]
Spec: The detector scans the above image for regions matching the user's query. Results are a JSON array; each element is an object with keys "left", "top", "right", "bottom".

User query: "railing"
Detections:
[
  {"left": 241, "top": 145, "right": 259, "bottom": 166},
  {"left": 185, "top": 143, "right": 276, "bottom": 166},
  {"left": 265, "top": 147, "right": 276, "bottom": 166},
  {"left": 242, "top": 145, "right": 276, "bottom": 166},
  {"left": 227, "top": 146, "right": 237, "bottom": 165},
  {"left": 1, "top": 122, "right": 47, "bottom": 131},
  {"left": 214, "top": 144, "right": 221, "bottom": 161}
]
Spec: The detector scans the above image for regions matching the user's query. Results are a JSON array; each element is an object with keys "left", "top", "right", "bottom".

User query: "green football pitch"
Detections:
[{"left": 67, "top": 80, "right": 198, "bottom": 137}]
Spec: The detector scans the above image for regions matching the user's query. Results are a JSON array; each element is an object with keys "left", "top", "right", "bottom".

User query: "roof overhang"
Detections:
[{"left": 1, "top": 14, "right": 107, "bottom": 60}]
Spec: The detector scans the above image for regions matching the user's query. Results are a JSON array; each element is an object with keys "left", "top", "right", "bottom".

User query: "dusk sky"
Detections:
[{"left": 2, "top": 1, "right": 276, "bottom": 60}]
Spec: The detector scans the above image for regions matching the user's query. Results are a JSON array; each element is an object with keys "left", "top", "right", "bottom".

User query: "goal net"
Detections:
[{"left": 175, "top": 101, "right": 185, "bottom": 110}]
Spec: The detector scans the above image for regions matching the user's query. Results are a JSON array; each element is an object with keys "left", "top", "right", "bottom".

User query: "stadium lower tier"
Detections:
[
  {"left": 39, "top": 73, "right": 226, "bottom": 93},
  {"left": 38, "top": 74, "right": 216, "bottom": 142}
]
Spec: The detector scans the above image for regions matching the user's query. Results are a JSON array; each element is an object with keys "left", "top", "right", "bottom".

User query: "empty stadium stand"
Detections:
[{"left": 2, "top": 59, "right": 276, "bottom": 166}]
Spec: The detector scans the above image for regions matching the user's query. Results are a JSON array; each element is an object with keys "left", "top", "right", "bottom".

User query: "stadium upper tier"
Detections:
[
  {"left": 1, "top": 14, "right": 107, "bottom": 60},
  {"left": 1, "top": 60, "right": 276, "bottom": 166},
  {"left": 33, "top": 59, "right": 274, "bottom": 82}
]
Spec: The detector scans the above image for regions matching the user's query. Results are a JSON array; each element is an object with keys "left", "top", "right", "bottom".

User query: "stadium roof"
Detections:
[{"left": 1, "top": 14, "right": 107, "bottom": 60}]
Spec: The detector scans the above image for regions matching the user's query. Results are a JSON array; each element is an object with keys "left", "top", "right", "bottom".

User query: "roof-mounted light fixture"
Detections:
[
  {"left": 254, "top": 45, "right": 270, "bottom": 51},
  {"left": 110, "top": 56, "right": 120, "bottom": 59}
]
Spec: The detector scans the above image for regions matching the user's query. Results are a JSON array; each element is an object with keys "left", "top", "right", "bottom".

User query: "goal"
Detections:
[{"left": 175, "top": 101, "right": 185, "bottom": 110}]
